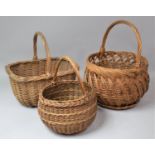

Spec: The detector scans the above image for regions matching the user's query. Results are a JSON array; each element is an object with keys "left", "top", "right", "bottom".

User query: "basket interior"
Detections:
[
  {"left": 10, "top": 58, "right": 72, "bottom": 77},
  {"left": 89, "top": 51, "right": 147, "bottom": 69},
  {"left": 43, "top": 82, "right": 90, "bottom": 101}
]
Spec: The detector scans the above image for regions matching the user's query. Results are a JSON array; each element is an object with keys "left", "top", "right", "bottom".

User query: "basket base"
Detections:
[
  {"left": 98, "top": 99, "right": 138, "bottom": 110},
  {"left": 42, "top": 115, "right": 96, "bottom": 135},
  {"left": 17, "top": 99, "right": 38, "bottom": 107}
]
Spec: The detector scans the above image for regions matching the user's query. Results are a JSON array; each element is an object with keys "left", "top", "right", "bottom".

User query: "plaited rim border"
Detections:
[
  {"left": 5, "top": 57, "right": 79, "bottom": 82},
  {"left": 86, "top": 51, "right": 148, "bottom": 75},
  {"left": 39, "top": 80, "right": 96, "bottom": 108}
]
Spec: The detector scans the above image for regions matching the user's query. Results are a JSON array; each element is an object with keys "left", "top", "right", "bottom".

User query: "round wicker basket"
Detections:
[
  {"left": 6, "top": 32, "right": 78, "bottom": 107},
  {"left": 85, "top": 20, "right": 149, "bottom": 110},
  {"left": 38, "top": 56, "right": 97, "bottom": 134}
]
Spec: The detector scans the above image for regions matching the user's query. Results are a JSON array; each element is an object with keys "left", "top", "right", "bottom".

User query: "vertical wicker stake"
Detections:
[
  {"left": 5, "top": 32, "right": 78, "bottom": 107},
  {"left": 38, "top": 56, "right": 97, "bottom": 135},
  {"left": 85, "top": 20, "right": 149, "bottom": 110}
]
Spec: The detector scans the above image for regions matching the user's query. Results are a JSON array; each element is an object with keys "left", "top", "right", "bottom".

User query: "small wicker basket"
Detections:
[
  {"left": 85, "top": 20, "right": 149, "bottom": 110},
  {"left": 38, "top": 56, "right": 97, "bottom": 135},
  {"left": 6, "top": 32, "right": 78, "bottom": 107}
]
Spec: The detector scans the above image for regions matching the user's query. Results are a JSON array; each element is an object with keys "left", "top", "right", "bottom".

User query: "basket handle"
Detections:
[
  {"left": 33, "top": 32, "right": 51, "bottom": 75},
  {"left": 53, "top": 56, "right": 86, "bottom": 95},
  {"left": 99, "top": 20, "right": 142, "bottom": 67}
]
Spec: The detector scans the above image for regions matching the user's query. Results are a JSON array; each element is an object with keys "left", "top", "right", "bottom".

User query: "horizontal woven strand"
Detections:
[
  {"left": 45, "top": 116, "right": 96, "bottom": 135},
  {"left": 41, "top": 112, "right": 96, "bottom": 125},
  {"left": 38, "top": 102, "right": 96, "bottom": 118}
]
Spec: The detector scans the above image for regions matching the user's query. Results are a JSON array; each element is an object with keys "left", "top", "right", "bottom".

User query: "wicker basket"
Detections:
[
  {"left": 38, "top": 56, "right": 97, "bottom": 135},
  {"left": 6, "top": 32, "right": 78, "bottom": 107},
  {"left": 85, "top": 20, "right": 149, "bottom": 110}
]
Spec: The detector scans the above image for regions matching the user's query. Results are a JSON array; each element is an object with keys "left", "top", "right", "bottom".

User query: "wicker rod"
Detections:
[
  {"left": 53, "top": 56, "right": 86, "bottom": 95},
  {"left": 99, "top": 20, "right": 142, "bottom": 67},
  {"left": 33, "top": 32, "right": 51, "bottom": 75}
]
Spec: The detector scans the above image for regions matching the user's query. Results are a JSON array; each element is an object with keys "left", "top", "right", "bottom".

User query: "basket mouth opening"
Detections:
[
  {"left": 42, "top": 82, "right": 90, "bottom": 102},
  {"left": 8, "top": 58, "right": 74, "bottom": 78},
  {"left": 88, "top": 51, "right": 147, "bottom": 70}
]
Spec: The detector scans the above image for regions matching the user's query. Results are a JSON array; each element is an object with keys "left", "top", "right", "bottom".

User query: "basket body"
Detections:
[
  {"left": 6, "top": 58, "right": 77, "bottom": 107},
  {"left": 38, "top": 81, "right": 97, "bottom": 134},
  {"left": 85, "top": 51, "right": 149, "bottom": 110}
]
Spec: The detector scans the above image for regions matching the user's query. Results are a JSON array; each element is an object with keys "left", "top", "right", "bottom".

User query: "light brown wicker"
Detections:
[
  {"left": 85, "top": 20, "right": 149, "bottom": 110},
  {"left": 6, "top": 32, "right": 78, "bottom": 107},
  {"left": 38, "top": 56, "right": 97, "bottom": 135}
]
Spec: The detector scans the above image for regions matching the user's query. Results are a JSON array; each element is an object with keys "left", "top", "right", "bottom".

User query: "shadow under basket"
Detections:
[
  {"left": 85, "top": 20, "right": 149, "bottom": 110},
  {"left": 5, "top": 32, "right": 78, "bottom": 107}
]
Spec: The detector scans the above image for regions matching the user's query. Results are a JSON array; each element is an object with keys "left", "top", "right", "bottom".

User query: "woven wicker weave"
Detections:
[
  {"left": 85, "top": 20, "right": 149, "bottom": 110},
  {"left": 38, "top": 56, "right": 97, "bottom": 135},
  {"left": 6, "top": 32, "right": 78, "bottom": 107}
]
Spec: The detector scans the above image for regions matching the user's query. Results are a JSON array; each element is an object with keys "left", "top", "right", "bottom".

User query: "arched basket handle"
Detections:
[
  {"left": 99, "top": 20, "right": 142, "bottom": 67},
  {"left": 33, "top": 32, "right": 51, "bottom": 75},
  {"left": 53, "top": 56, "right": 86, "bottom": 95}
]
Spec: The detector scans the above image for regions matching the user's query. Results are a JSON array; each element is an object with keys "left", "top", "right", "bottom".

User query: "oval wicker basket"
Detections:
[
  {"left": 5, "top": 32, "right": 78, "bottom": 107},
  {"left": 85, "top": 20, "right": 149, "bottom": 110},
  {"left": 38, "top": 56, "right": 97, "bottom": 135}
]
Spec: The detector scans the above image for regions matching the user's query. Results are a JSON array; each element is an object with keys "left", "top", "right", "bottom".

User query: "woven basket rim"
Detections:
[
  {"left": 86, "top": 51, "right": 148, "bottom": 73},
  {"left": 39, "top": 80, "right": 95, "bottom": 108},
  {"left": 6, "top": 57, "right": 79, "bottom": 82}
]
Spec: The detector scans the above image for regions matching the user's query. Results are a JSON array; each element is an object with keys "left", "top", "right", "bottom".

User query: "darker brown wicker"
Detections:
[
  {"left": 38, "top": 56, "right": 97, "bottom": 135},
  {"left": 85, "top": 20, "right": 149, "bottom": 110},
  {"left": 6, "top": 32, "right": 78, "bottom": 107}
]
